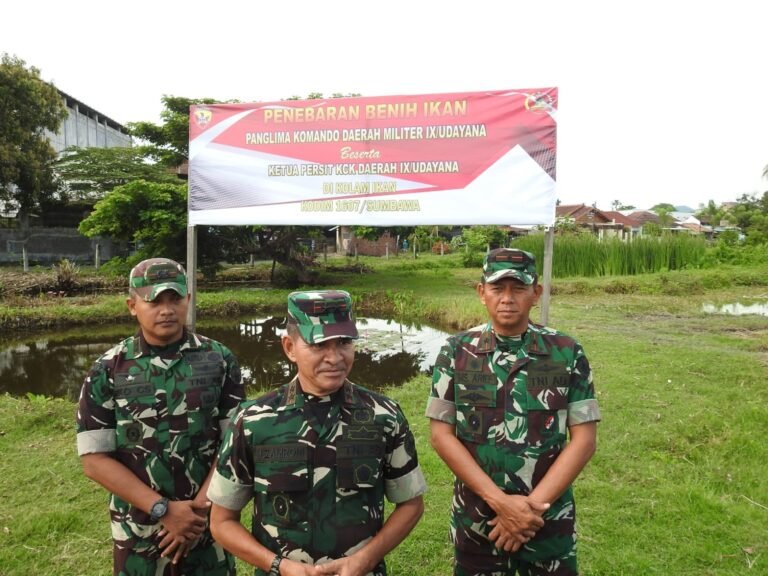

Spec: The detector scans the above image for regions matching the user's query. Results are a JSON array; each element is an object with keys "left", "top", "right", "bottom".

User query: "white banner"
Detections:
[{"left": 188, "top": 89, "right": 558, "bottom": 226}]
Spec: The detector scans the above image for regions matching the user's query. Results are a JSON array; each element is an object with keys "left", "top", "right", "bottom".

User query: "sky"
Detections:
[{"left": 2, "top": 0, "right": 767, "bottom": 212}]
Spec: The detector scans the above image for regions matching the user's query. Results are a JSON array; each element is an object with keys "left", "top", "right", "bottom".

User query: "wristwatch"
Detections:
[
  {"left": 268, "top": 554, "right": 282, "bottom": 575},
  {"left": 149, "top": 497, "right": 169, "bottom": 522}
]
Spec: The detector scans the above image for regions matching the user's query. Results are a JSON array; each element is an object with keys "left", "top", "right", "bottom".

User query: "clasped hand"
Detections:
[
  {"left": 156, "top": 500, "right": 210, "bottom": 563},
  {"left": 487, "top": 494, "right": 549, "bottom": 552},
  {"left": 275, "top": 555, "right": 367, "bottom": 576}
]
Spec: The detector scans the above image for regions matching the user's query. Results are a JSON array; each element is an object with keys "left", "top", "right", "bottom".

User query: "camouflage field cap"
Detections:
[
  {"left": 287, "top": 290, "right": 359, "bottom": 344},
  {"left": 482, "top": 248, "right": 538, "bottom": 285},
  {"left": 129, "top": 258, "right": 188, "bottom": 302}
]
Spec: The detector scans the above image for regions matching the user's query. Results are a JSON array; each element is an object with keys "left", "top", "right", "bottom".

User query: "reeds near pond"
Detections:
[{"left": 513, "top": 234, "right": 707, "bottom": 277}]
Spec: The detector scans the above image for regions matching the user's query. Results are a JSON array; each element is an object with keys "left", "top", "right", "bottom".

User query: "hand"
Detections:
[
  {"left": 312, "top": 553, "right": 369, "bottom": 576},
  {"left": 157, "top": 536, "right": 199, "bottom": 564},
  {"left": 155, "top": 500, "right": 207, "bottom": 557},
  {"left": 277, "top": 558, "right": 319, "bottom": 576},
  {"left": 487, "top": 494, "right": 549, "bottom": 552}
]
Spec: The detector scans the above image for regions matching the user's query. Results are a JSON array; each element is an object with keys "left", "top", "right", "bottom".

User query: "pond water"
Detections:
[
  {"left": 702, "top": 301, "right": 768, "bottom": 316},
  {"left": 0, "top": 316, "right": 451, "bottom": 400}
]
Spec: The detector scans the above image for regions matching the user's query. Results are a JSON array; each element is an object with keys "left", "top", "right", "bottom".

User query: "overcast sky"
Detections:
[{"left": 3, "top": 0, "right": 767, "bottom": 211}]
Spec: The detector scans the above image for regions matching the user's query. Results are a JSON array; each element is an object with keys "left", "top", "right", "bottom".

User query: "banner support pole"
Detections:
[
  {"left": 540, "top": 226, "right": 555, "bottom": 326},
  {"left": 186, "top": 224, "right": 198, "bottom": 331}
]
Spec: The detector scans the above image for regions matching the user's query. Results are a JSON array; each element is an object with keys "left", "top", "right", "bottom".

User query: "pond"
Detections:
[{"left": 0, "top": 316, "right": 451, "bottom": 401}]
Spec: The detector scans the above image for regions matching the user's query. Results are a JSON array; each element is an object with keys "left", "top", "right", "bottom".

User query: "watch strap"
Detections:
[{"left": 268, "top": 554, "right": 282, "bottom": 575}]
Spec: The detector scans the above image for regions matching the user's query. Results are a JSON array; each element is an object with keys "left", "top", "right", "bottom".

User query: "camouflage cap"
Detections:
[
  {"left": 482, "top": 248, "right": 538, "bottom": 285},
  {"left": 287, "top": 290, "right": 359, "bottom": 344},
  {"left": 129, "top": 258, "right": 188, "bottom": 302}
]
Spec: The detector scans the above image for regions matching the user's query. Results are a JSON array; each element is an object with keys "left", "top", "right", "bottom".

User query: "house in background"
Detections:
[
  {"left": 602, "top": 210, "right": 643, "bottom": 239},
  {"left": 555, "top": 204, "right": 627, "bottom": 238},
  {"left": 627, "top": 209, "right": 660, "bottom": 229},
  {"left": 670, "top": 212, "right": 713, "bottom": 238}
]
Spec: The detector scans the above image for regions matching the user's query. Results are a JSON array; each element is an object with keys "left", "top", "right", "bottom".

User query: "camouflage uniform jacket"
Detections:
[
  {"left": 426, "top": 321, "right": 601, "bottom": 562},
  {"left": 208, "top": 377, "right": 427, "bottom": 576},
  {"left": 76, "top": 329, "right": 244, "bottom": 544}
]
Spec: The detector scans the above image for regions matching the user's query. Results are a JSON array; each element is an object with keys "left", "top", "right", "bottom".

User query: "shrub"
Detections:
[{"left": 53, "top": 259, "right": 80, "bottom": 293}]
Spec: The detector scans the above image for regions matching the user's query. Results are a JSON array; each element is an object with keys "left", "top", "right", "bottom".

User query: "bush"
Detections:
[
  {"left": 53, "top": 259, "right": 79, "bottom": 293},
  {"left": 96, "top": 256, "right": 139, "bottom": 278},
  {"left": 461, "top": 250, "right": 485, "bottom": 269},
  {"left": 603, "top": 279, "right": 640, "bottom": 294}
]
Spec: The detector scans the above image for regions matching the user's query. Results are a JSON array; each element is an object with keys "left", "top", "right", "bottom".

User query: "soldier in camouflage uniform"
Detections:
[
  {"left": 208, "top": 290, "right": 426, "bottom": 576},
  {"left": 76, "top": 258, "right": 244, "bottom": 575},
  {"left": 426, "top": 249, "right": 601, "bottom": 576}
]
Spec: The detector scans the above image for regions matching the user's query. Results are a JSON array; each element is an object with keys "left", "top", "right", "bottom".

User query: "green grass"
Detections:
[{"left": 1, "top": 258, "right": 768, "bottom": 574}]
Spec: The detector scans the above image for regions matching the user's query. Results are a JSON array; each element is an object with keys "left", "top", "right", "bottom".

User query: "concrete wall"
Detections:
[{"left": 0, "top": 228, "right": 118, "bottom": 265}]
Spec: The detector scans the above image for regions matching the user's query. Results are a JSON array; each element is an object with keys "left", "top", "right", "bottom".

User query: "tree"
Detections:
[
  {"left": 650, "top": 203, "right": 676, "bottom": 231},
  {"left": 55, "top": 146, "right": 180, "bottom": 201},
  {"left": 611, "top": 199, "right": 635, "bottom": 210},
  {"left": 0, "top": 53, "right": 67, "bottom": 217},
  {"left": 79, "top": 180, "right": 188, "bottom": 261},
  {"left": 655, "top": 208, "right": 674, "bottom": 230},
  {"left": 453, "top": 225, "right": 508, "bottom": 266},
  {"left": 553, "top": 217, "right": 582, "bottom": 235},
  {"left": 730, "top": 192, "right": 768, "bottom": 244},
  {"left": 695, "top": 199, "right": 724, "bottom": 226},
  {"left": 126, "top": 96, "right": 230, "bottom": 168},
  {"left": 642, "top": 221, "right": 662, "bottom": 236},
  {"left": 650, "top": 203, "right": 676, "bottom": 213}
]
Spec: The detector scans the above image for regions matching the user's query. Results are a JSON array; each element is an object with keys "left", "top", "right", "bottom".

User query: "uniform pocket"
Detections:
[
  {"left": 336, "top": 440, "right": 384, "bottom": 489},
  {"left": 526, "top": 386, "right": 568, "bottom": 444},
  {"left": 253, "top": 443, "right": 311, "bottom": 531},
  {"left": 454, "top": 376, "right": 497, "bottom": 444},
  {"left": 114, "top": 373, "right": 157, "bottom": 448},
  {"left": 456, "top": 405, "right": 490, "bottom": 443},
  {"left": 185, "top": 382, "right": 221, "bottom": 441}
]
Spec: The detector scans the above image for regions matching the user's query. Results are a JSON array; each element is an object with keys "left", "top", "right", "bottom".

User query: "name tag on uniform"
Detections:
[
  {"left": 189, "top": 361, "right": 223, "bottom": 378},
  {"left": 337, "top": 441, "right": 385, "bottom": 459},
  {"left": 527, "top": 360, "right": 569, "bottom": 388},
  {"left": 456, "top": 372, "right": 497, "bottom": 386},
  {"left": 114, "top": 374, "right": 153, "bottom": 398},
  {"left": 253, "top": 443, "right": 308, "bottom": 463}
]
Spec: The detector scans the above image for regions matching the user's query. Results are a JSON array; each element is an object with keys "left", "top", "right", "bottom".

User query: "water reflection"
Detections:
[
  {"left": 195, "top": 316, "right": 450, "bottom": 395},
  {"left": 0, "top": 317, "right": 450, "bottom": 400},
  {"left": 702, "top": 301, "right": 768, "bottom": 316}
]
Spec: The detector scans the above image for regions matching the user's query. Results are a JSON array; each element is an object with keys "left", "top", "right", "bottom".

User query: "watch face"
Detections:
[{"left": 150, "top": 499, "right": 168, "bottom": 520}]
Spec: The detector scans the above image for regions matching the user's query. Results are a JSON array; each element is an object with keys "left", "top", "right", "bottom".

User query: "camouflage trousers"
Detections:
[
  {"left": 454, "top": 550, "right": 578, "bottom": 576},
  {"left": 113, "top": 534, "right": 234, "bottom": 576}
]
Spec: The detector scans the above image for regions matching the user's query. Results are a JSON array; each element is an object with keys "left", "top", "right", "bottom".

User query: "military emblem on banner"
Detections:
[
  {"left": 194, "top": 108, "right": 213, "bottom": 128},
  {"left": 524, "top": 92, "right": 555, "bottom": 113}
]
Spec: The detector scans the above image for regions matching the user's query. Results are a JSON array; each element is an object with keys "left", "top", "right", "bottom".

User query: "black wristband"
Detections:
[{"left": 268, "top": 554, "right": 282, "bottom": 576}]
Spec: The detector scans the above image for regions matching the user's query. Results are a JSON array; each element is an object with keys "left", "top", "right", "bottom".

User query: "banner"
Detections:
[{"left": 188, "top": 88, "right": 557, "bottom": 226}]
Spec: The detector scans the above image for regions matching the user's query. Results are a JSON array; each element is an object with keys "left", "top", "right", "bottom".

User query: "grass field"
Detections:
[{"left": 1, "top": 256, "right": 767, "bottom": 574}]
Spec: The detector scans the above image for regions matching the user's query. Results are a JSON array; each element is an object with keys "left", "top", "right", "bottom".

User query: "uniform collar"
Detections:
[
  {"left": 125, "top": 328, "right": 198, "bottom": 359},
  {"left": 476, "top": 321, "right": 551, "bottom": 356},
  {"left": 279, "top": 377, "right": 357, "bottom": 410}
]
